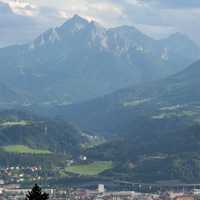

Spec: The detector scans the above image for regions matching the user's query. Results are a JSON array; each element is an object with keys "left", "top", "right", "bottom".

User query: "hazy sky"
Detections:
[{"left": 0, "top": 0, "right": 200, "bottom": 47}]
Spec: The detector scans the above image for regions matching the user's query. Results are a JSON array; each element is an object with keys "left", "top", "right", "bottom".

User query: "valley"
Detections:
[
  {"left": 0, "top": 14, "right": 200, "bottom": 190},
  {"left": 51, "top": 60, "right": 200, "bottom": 183}
]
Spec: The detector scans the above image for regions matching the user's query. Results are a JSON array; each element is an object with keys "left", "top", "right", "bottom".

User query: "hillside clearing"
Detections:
[
  {"left": 65, "top": 161, "right": 112, "bottom": 176},
  {"left": 1, "top": 145, "right": 51, "bottom": 154}
]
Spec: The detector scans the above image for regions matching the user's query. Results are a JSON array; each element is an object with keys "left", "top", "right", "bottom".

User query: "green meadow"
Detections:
[
  {"left": 65, "top": 161, "right": 113, "bottom": 176},
  {"left": 1, "top": 145, "right": 51, "bottom": 154}
]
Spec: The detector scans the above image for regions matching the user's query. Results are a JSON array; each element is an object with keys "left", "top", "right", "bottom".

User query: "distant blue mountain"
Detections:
[
  {"left": 0, "top": 15, "right": 199, "bottom": 105},
  {"left": 54, "top": 59, "right": 200, "bottom": 183},
  {"left": 59, "top": 59, "right": 200, "bottom": 135},
  {"left": 0, "top": 82, "right": 21, "bottom": 107}
]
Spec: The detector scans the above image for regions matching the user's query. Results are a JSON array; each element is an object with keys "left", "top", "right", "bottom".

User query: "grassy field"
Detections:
[
  {"left": 0, "top": 120, "right": 31, "bottom": 127},
  {"left": 65, "top": 161, "right": 112, "bottom": 176},
  {"left": 1, "top": 145, "right": 51, "bottom": 154}
]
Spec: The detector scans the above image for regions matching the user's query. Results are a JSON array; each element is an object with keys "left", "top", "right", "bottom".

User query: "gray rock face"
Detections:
[{"left": 0, "top": 15, "right": 199, "bottom": 105}]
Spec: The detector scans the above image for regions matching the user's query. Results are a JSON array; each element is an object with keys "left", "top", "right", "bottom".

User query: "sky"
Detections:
[{"left": 0, "top": 0, "right": 200, "bottom": 47}]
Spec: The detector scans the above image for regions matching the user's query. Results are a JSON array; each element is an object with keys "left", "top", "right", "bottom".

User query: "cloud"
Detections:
[
  {"left": 0, "top": 1, "right": 46, "bottom": 47},
  {"left": 142, "top": 0, "right": 200, "bottom": 9},
  {"left": 136, "top": 24, "right": 177, "bottom": 39},
  {"left": 34, "top": 0, "right": 125, "bottom": 27},
  {"left": 106, "top": 0, "right": 200, "bottom": 43},
  {"left": 0, "top": 0, "right": 38, "bottom": 16},
  {"left": 0, "top": 0, "right": 69, "bottom": 47}
]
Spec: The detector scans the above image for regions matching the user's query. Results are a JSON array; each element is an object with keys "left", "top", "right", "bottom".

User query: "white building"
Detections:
[{"left": 98, "top": 184, "right": 105, "bottom": 193}]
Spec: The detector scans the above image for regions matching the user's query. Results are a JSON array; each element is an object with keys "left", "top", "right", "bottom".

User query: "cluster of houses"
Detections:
[
  {"left": 0, "top": 183, "right": 199, "bottom": 200},
  {"left": 0, "top": 166, "right": 42, "bottom": 185}
]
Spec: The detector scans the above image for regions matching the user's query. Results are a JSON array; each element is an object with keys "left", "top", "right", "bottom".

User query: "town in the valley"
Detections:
[
  {"left": 0, "top": 165, "right": 200, "bottom": 200},
  {"left": 0, "top": 182, "right": 200, "bottom": 200}
]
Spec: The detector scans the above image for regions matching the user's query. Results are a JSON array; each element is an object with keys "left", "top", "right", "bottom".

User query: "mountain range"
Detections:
[
  {"left": 55, "top": 60, "right": 200, "bottom": 134},
  {"left": 56, "top": 59, "right": 200, "bottom": 182},
  {"left": 0, "top": 15, "right": 199, "bottom": 106}
]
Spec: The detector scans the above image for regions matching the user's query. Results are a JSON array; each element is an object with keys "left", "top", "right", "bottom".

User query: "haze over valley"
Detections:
[{"left": 1, "top": 0, "right": 200, "bottom": 192}]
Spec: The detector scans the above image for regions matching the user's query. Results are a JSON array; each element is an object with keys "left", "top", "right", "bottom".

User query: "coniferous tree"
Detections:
[{"left": 25, "top": 184, "right": 49, "bottom": 200}]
